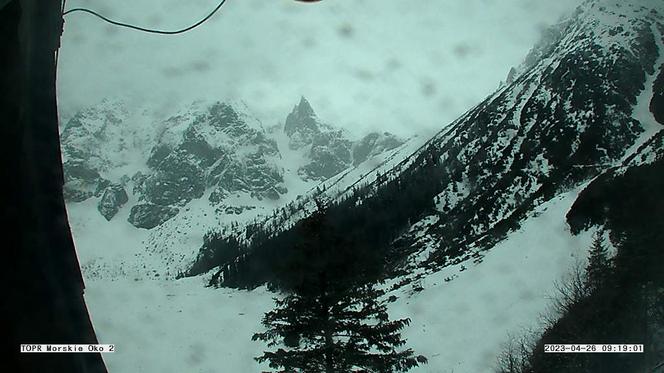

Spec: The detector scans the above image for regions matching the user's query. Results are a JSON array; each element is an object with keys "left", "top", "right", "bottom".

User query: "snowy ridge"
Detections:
[
  {"left": 203, "top": 0, "right": 664, "bottom": 292},
  {"left": 388, "top": 0, "right": 664, "bottom": 277}
]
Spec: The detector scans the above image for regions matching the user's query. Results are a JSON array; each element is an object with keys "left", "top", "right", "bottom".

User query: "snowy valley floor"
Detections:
[
  {"left": 85, "top": 278, "right": 273, "bottom": 372},
  {"left": 81, "top": 190, "right": 593, "bottom": 373}
]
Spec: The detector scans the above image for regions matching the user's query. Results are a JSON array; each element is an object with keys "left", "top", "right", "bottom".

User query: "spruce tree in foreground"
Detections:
[
  {"left": 253, "top": 280, "right": 426, "bottom": 372},
  {"left": 253, "top": 202, "right": 425, "bottom": 372}
]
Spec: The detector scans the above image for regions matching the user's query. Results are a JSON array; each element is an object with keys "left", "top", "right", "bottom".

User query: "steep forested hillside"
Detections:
[{"left": 198, "top": 0, "right": 664, "bottom": 295}]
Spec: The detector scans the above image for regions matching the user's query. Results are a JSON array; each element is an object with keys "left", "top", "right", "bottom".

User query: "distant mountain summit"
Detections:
[
  {"left": 284, "top": 96, "right": 319, "bottom": 141},
  {"left": 282, "top": 96, "right": 405, "bottom": 180}
]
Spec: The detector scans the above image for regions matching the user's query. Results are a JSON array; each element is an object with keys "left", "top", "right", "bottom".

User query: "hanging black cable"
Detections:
[{"left": 62, "top": 0, "right": 228, "bottom": 35}]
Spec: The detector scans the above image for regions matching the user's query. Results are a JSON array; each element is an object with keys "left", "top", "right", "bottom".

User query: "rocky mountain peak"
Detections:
[
  {"left": 279, "top": 98, "right": 405, "bottom": 181},
  {"left": 204, "top": 101, "right": 265, "bottom": 136},
  {"left": 295, "top": 96, "right": 315, "bottom": 118},
  {"left": 284, "top": 96, "right": 321, "bottom": 142}
]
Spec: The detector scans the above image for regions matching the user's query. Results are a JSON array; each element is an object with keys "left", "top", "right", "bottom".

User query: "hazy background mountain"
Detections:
[{"left": 61, "top": 95, "right": 407, "bottom": 279}]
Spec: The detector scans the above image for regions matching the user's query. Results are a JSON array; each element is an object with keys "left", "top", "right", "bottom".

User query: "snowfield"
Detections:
[
  {"left": 82, "top": 189, "right": 593, "bottom": 372},
  {"left": 85, "top": 277, "right": 273, "bottom": 373}
]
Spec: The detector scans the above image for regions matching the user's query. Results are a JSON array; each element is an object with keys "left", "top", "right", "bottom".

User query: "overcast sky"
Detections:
[{"left": 57, "top": 0, "right": 582, "bottom": 138}]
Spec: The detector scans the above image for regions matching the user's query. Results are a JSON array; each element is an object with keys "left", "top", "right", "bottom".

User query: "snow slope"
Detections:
[
  {"left": 82, "top": 188, "right": 594, "bottom": 372},
  {"left": 85, "top": 277, "right": 273, "bottom": 372},
  {"left": 622, "top": 22, "right": 664, "bottom": 165},
  {"left": 387, "top": 190, "right": 594, "bottom": 372}
]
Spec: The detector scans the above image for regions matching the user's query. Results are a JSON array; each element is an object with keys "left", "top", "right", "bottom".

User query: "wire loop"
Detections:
[{"left": 62, "top": 0, "right": 228, "bottom": 35}]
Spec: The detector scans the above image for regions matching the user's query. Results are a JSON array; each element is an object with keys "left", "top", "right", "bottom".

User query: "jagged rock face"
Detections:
[
  {"left": 128, "top": 203, "right": 179, "bottom": 229},
  {"left": 207, "top": 149, "right": 285, "bottom": 200},
  {"left": 141, "top": 101, "right": 285, "bottom": 208},
  {"left": 60, "top": 100, "right": 134, "bottom": 202},
  {"left": 300, "top": 130, "right": 353, "bottom": 180},
  {"left": 352, "top": 132, "right": 404, "bottom": 166},
  {"left": 62, "top": 160, "right": 104, "bottom": 202},
  {"left": 60, "top": 99, "right": 292, "bottom": 228},
  {"left": 143, "top": 150, "right": 207, "bottom": 206},
  {"left": 61, "top": 96, "right": 404, "bottom": 233},
  {"left": 60, "top": 99, "right": 129, "bottom": 171},
  {"left": 284, "top": 98, "right": 404, "bottom": 180},
  {"left": 130, "top": 171, "right": 148, "bottom": 196},
  {"left": 284, "top": 97, "right": 320, "bottom": 149},
  {"left": 284, "top": 97, "right": 354, "bottom": 180},
  {"left": 97, "top": 184, "right": 129, "bottom": 221}
]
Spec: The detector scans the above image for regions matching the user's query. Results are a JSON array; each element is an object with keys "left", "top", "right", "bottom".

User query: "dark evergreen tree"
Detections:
[
  {"left": 253, "top": 203, "right": 425, "bottom": 372},
  {"left": 584, "top": 230, "right": 612, "bottom": 292},
  {"left": 252, "top": 280, "right": 425, "bottom": 372}
]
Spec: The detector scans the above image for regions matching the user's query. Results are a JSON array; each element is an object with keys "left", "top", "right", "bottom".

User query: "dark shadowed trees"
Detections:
[
  {"left": 252, "top": 204, "right": 426, "bottom": 372},
  {"left": 253, "top": 281, "right": 424, "bottom": 372},
  {"left": 584, "top": 230, "right": 612, "bottom": 293}
]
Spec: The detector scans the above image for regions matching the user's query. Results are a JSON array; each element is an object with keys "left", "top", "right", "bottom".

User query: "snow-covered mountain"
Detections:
[
  {"left": 61, "top": 97, "right": 404, "bottom": 278},
  {"left": 68, "top": 0, "right": 664, "bottom": 372},
  {"left": 202, "top": 0, "right": 664, "bottom": 291}
]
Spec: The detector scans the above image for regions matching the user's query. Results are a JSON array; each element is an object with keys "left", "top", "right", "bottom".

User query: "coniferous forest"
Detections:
[{"left": 203, "top": 147, "right": 447, "bottom": 290}]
